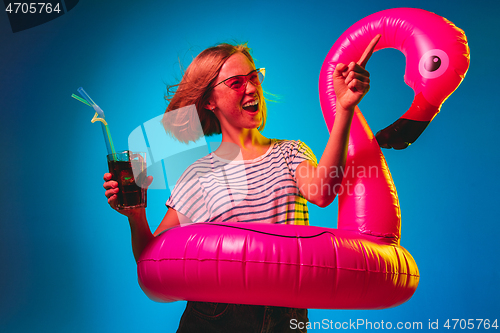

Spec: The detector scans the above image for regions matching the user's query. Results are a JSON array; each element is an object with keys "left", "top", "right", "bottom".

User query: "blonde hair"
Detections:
[{"left": 162, "top": 43, "right": 267, "bottom": 143}]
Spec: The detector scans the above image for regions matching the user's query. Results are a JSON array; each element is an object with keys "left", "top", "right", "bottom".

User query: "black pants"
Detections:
[{"left": 177, "top": 301, "right": 309, "bottom": 333}]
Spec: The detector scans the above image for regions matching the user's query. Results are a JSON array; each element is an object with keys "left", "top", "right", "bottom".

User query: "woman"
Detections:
[{"left": 103, "top": 39, "right": 378, "bottom": 332}]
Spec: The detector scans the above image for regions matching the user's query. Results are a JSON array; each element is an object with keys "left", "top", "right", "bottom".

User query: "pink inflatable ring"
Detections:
[{"left": 137, "top": 8, "right": 469, "bottom": 309}]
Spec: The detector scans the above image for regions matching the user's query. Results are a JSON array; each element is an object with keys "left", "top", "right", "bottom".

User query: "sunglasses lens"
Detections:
[
  {"left": 249, "top": 71, "right": 263, "bottom": 87},
  {"left": 225, "top": 77, "right": 245, "bottom": 91},
  {"left": 256, "top": 70, "right": 265, "bottom": 85}
]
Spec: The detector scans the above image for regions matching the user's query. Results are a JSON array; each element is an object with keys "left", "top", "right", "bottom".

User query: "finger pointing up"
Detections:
[{"left": 358, "top": 34, "right": 381, "bottom": 68}]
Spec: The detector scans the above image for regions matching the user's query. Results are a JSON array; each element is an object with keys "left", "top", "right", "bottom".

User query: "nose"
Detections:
[{"left": 245, "top": 78, "right": 258, "bottom": 94}]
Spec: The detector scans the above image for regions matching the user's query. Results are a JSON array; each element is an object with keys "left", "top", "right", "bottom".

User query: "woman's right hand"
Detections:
[
  {"left": 103, "top": 172, "right": 121, "bottom": 211},
  {"left": 103, "top": 173, "right": 153, "bottom": 217}
]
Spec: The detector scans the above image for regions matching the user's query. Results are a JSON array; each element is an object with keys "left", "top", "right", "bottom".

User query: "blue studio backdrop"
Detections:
[{"left": 1, "top": 0, "right": 498, "bottom": 332}]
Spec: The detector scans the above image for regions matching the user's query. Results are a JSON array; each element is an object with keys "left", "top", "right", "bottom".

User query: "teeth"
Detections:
[{"left": 243, "top": 100, "right": 258, "bottom": 108}]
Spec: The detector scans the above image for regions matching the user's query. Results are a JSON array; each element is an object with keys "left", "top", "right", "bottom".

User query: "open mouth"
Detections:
[{"left": 242, "top": 99, "right": 259, "bottom": 112}]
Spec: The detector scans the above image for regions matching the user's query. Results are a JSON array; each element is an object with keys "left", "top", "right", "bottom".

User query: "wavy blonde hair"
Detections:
[{"left": 162, "top": 43, "right": 267, "bottom": 143}]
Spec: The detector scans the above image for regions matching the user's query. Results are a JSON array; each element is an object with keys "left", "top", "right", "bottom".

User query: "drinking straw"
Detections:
[
  {"left": 71, "top": 94, "right": 91, "bottom": 107},
  {"left": 72, "top": 87, "right": 117, "bottom": 158}
]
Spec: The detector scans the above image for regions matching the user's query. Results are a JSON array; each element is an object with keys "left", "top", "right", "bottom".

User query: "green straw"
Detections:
[
  {"left": 102, "top": 121, "right": 117, "bottom": 157},
  {"left": 71, "top": 94, "right": 92, "bottom": 107}
]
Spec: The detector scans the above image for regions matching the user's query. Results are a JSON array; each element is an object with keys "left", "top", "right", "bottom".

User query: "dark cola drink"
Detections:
[{"left": 107, "top": 151, "right": 147, "bottom": 209}]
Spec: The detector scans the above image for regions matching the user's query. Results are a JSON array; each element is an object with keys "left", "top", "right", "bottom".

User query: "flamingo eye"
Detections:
[
  {"left": 418, "top": 49, "right": 449, "bottom": 79},
  {"left": 424, "top": 56, "right": 441, "bottom": 72}
]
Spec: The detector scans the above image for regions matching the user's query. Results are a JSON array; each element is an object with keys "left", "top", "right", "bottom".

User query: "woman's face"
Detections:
[{"left": 208, "top": 52, "right": 264, "bottom": 135}]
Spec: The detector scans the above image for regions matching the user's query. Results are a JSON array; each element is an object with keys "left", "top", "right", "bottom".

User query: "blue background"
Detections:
[{"left": 1, "top": 0, "right": 498, "bottom": 331}]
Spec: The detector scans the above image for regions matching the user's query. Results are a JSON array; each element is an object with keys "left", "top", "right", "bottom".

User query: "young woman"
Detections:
[{"left": 103, "top": 39, "right": 378, "bottom": 332}]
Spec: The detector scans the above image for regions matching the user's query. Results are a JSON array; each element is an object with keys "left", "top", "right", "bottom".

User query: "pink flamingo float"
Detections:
[{"left": 137, "top": 8, "right": 470, "bottom": 309}]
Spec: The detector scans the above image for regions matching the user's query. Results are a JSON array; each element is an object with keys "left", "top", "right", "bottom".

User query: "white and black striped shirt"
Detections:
[{"left": 166, "top": 139, "right": 317, "bottom": 225}]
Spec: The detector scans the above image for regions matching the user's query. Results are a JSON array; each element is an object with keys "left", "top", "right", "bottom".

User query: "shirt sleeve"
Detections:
[
  {"left": 296, "top": 140, "right": 318, "bottom": 165},
  {"left": 287, "top": 140, "right": 318, "bottom": 182}
]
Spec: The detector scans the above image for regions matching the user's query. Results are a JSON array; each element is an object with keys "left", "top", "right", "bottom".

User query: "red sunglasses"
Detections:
[{"left": 213, "top": 68, "right": 265, "bottom": 92}]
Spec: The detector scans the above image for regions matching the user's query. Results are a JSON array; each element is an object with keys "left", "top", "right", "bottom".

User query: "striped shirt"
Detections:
[{"left": 166, "top": 139, "right": 317, "bottom": 225}]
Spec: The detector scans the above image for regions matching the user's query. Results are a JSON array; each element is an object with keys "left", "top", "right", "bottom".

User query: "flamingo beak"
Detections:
[
  {"left": 375, "top": 119, "right": 430, "bottom": 150},
  {"left": 375, "top": 92, "right": 440, "bottom": 149}
]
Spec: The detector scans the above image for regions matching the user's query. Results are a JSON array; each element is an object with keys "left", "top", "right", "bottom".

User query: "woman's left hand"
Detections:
[{"left": 333, "top": 34, "right": 380, "bottom": 111}]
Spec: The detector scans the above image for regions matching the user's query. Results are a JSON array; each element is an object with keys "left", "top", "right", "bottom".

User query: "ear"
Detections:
[{"left": 205, "top": 99, "right": 216, "bottom": 111}]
